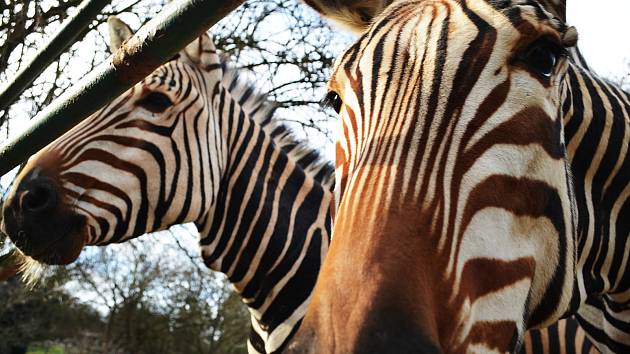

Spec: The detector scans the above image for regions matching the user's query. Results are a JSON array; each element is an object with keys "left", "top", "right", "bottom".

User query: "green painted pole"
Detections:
[
  {"left": 0, "top": 0, "right": 111, "bottom": 112},
  {"left": 0, "top": 0, "right": 244, "bottom": 177}
]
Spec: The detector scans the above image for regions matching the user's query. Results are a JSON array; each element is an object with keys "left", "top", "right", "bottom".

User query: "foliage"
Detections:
[
  {"left": 618, "top": 60, "right": 630, "bottom": 91},
  {"left": 0, "top": 0, "right": 170, "bottom": 134},
  {"left": 68, "top": 231, "right": 251, "bottom": 353},
  {"left": 212, "top": 0, "right": 351, "bottom": 138},
  {"left": 0, "top": 0, "right": 348, "bottom": 142},
  {"left": 0, "top": 267, "right": 104, "bottom": 353},
  {"left": 27, "top": 345, "right": 66, "bottom": 354}
]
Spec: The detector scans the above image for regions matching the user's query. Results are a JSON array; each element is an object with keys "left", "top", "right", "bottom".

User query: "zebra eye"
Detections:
[
  {"left": 521, "top": 38, "right": 564, "bottom": 78},
  {"left": 323, "top": 91, "right": 343, "bottom": 114},
  {"left": 137, "top": 92, "right": 173, "bottom": 114}
]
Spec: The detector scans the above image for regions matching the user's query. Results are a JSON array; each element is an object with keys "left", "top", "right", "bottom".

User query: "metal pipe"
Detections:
[
  {"left": 0, "top": 0, "right": 111, "bottom": 112},
  {"left": 0, "top": 0, "right": 244, "bottom": 177}
]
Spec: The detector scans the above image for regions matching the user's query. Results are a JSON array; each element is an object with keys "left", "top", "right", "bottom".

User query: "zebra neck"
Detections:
[
  {"left": 562, "top": 63, "right": 630, "bottom": 350},
  {"left": 197, "top": 121, "right": 332, "bottom": 353}
]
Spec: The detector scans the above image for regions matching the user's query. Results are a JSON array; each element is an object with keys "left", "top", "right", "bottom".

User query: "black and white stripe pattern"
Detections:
[
  {"left": 2, "top": 21, "right": 334, "bottom": 354},
  {"left": 562, "top": 58, "right": 630, "bottom": 353},
  {"left": 522, "top": 316, "right": 599, "bottom": 354}
]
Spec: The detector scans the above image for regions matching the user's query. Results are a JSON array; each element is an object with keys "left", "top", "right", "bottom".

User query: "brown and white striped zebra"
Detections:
[
  {"left": 287, "top": 0, "right": 630, "bottom": 353},
  {"left": 303, "top": 1, "right": 597, "bottom": 352},
  {"left": 522, "top": 317, "right": 599, "bottom": 354}
]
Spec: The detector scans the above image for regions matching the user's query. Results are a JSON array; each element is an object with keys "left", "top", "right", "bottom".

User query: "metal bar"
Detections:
[
  {"left": 0, "top": 0, "right": 111, "bottom": 112},
  {"left": 0, "top": 0, "right": 244, "bottom": 177}
]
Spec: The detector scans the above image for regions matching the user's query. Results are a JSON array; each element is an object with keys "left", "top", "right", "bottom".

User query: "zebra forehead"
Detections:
[
  {"left": 365, "top": 0, "right": 573, "bottom": 37},
  {"left": 327, "top": 0, "right": 576, "bottom": 80}
]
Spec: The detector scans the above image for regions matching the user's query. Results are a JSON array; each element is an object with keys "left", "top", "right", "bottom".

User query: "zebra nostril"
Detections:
[{"left": 21, "top": 184, "right": 57, "bottom": 214}]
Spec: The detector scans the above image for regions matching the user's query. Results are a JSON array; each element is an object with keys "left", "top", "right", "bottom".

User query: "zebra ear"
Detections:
[
  {"left": 107, "top": 16, "right": 134, "bottom": 53},
  {"left": 181, "top": 33, "right": 221, "bottom": 72},
  {"left": 562, "top": 26, "right": 578, "bottom": 47},
  {"left": 301, "top": 0, "right": 392, "bottom": 33}
]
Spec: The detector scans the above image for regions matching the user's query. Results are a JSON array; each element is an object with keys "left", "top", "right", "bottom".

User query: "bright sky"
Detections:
[{"left": 567, "top": 1, "right": 630, "bottom": 80}]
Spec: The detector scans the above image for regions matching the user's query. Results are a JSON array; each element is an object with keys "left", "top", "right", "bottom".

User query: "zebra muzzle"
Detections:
[{"left": 2, "top": 171, "right": 87, "bottom": 265}]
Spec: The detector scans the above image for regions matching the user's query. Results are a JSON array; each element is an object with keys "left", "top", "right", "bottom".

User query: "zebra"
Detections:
[
  {"left": 1, "top": 17, "right": 333, "bottom": 354},
  {"left": 287, "top": 0, "right": 630, "bottom": 353},
  {"left": 0, "top": 14, "right": 604, "bottom": 354},
  {"left": 522, "top": 318, "right": 599, "bottom": 354},
  {"left": 306, "top": 0, "right": 598, "bottom": 352}
]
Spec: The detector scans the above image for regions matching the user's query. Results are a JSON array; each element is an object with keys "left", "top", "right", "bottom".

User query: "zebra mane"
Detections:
[{"left": 219, "top": 59, "right": 335, "bottom": 190}]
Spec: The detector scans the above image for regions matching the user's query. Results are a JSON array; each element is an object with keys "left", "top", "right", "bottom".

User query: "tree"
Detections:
[
  {"left": 0, "top": 0, "right": 169, "bottom": 136},
  {"left": 65, "top": 232, "right": 250, "bottom": 353},
  {"left": 0, "top": 266, "right": 104, "bottom": 353},
  {"left": 0, "top": 0, "right": 346, "bottom": 141},
  {"left": 618, "top": 59, "right": 630, "bottom": 91}
]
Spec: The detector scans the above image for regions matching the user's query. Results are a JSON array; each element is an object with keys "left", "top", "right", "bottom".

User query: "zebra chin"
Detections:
[{"left": 1, "top": 166, "right": 88, "bottom": 265}]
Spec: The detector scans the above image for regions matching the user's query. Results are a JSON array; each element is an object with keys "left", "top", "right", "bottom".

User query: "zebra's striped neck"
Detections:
[
  {"left": 563, "top": 62, "right": 630, "bottom": 352},
  {"left": 196, "top": 73, "right": 333, "bottom": 354}
]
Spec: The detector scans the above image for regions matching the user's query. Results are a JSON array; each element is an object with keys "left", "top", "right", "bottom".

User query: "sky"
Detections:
[{"left": 567, "top": 1, "right": 630, "bottom": 80}]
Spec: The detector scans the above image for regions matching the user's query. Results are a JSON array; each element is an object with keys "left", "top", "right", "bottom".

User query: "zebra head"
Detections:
[
  {"left": 1, "top": 18, "right": 256, "bottom": 266},
  {"left": 290, "top": 0, "right": 579, "bottom": 352}
]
